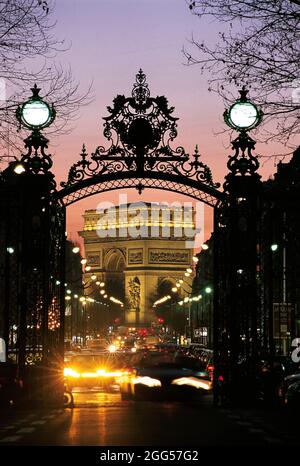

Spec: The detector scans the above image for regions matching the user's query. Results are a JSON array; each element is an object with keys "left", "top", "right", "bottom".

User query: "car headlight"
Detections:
[
  {"left": 171, "top": 377, "right": 212, "bottom": 390},
  {"left": 64, "top": 368, "right": 80, "bottom": 378},
  {"left": 133, "top": 376, "right": 161, "bottom": 388},
  {"left": 108, "top": 345, "right": 117, "bottom": 353}
]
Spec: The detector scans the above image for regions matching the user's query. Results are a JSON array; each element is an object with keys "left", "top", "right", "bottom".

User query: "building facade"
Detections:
[{"left": 192, "top": 147, "right": 300, "bottom": 357}]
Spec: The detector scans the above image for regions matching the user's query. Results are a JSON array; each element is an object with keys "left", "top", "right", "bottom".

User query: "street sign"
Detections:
[{"left": 194, "top": 327, "right": 207, "bottom": 337}]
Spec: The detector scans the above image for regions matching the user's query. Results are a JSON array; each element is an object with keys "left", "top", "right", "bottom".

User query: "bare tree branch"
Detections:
[
  {"left": 0, "top": 0, "right": 92, "bottom": 164},
  {"left": 185, "top": 0, "right": 300, "bottom": 151}
]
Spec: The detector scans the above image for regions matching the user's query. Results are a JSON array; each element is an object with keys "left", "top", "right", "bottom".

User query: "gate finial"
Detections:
[{"left": 132, "top": 68, "right": 150, "bottom": 108}]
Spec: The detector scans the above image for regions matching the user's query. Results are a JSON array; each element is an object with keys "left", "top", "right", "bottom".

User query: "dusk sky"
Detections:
[{"left": 47, "top": 0, "right": 286, "bottom": 244}]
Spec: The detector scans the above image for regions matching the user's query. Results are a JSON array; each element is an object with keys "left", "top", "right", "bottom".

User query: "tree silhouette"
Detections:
[
  {"left": 0, "top": 0, "right": 91, "bottom": 163},
  {"left": 185, "top": 1, "right": 300, "bottom": 151}
]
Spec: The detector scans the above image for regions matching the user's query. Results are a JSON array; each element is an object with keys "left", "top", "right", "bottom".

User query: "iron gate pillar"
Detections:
[
  {"left": 214, "top": 130, "right": 262, "bottom": 406},
  {"left": 0, "top": 87, "right": 65, "bottom": 407}
]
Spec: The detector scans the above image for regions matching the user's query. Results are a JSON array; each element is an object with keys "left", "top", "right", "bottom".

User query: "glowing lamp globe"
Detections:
[
  {"left": 16, "top": 84, "right": 55, "bottom": 130},
  {"left": 224, "top": 86, "right": 262, "bottom": 131}
]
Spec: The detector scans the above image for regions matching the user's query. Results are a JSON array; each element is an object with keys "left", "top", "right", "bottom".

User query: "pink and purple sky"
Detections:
[{"left": 46, "top": 0, "right": 287, "bottom": 245}]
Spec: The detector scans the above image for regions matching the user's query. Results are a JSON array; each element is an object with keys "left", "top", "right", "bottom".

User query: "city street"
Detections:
[
  {"left": 0, "top": 1, "right": 299, "bottom": 457},
  {"left": 0, "top": 390, "right": 299, "bottom": 447}
]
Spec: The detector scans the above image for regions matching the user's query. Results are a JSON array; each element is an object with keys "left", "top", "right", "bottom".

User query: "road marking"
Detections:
[
  {"left": 16, "top": 427, "right": 36, "bottom": 434},
  {"left": 31, "top": 420, "right": 47, "bottom": 425},
  {"left": 263, "top": 437, "right": 282, "bottom": 444},
  {"left": 42, "top": 414, "right": 55, "bottom": 419},
  {"left": 236, "top": 421, "right": 252, "bottom": 426},
  {"left": 0, "top": 435, "right": 22, "bottom": 443},
  {"left": 2, "top": 426, "right": 16, "bottom": 430},
  {"left": 248, "top": 428, "right": 265, "bottom": 434}
]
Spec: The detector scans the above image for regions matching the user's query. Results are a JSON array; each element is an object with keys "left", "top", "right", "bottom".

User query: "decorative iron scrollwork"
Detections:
[
  {"left": 16, "top": 129, "right": 57, "bottom": 191},
  {"left": 20, "top": 130, "right": 53, "bottom": 174},
  {"left": 223, "top": 130, "right": 261, "bottom": 193},
  {"left": 61, "top": 70, "right": 220, "bottom": 190},
  {"left": 226, "top": 131, "right": 260, "bottom": 177}
]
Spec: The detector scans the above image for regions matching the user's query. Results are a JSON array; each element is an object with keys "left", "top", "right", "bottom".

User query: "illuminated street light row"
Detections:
[
  {"left": 65, "top": 294, "right": 109, "bottom": 307},
  {"left": 43, "top": 247, "right": 125, "bottom": 309},
  {"left": 153, "top": 295, "right": 171, "bottom": 308},
  {"left": 153, "top": 256, "right": 198, "bottom": 307},
  {"left": 178, "top": 294, "right": 202, "bottom": 305},
  {"left": 109, "top": 296, "right": 124, "bottom": 307},
  {"left": 83, "top": 267, "right": 125, "bottom": 306}
]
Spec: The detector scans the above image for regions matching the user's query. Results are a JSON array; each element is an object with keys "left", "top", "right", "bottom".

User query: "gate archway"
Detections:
[{"left": 56, "top": 69, "right": 223, "bottom": 208}]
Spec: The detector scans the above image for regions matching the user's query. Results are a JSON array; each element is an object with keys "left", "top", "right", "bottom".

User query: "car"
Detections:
[
  {"left": 278, "top": 372, "right": 300, "bottom": 401},
  {"left": 119, "top": 351, "right": 212, "bottom": 401},
  {"left": 64, "top": 353, "right": 124, "bottom": 391},
  {"left": 188, "top": 347, "right": 214, "bottom": 381},
  {"left": 188, "top": 343, "right": 206, "bottom": 353},
  {"left": 284, "top": 380, "right": 300, "bottom": 408}
]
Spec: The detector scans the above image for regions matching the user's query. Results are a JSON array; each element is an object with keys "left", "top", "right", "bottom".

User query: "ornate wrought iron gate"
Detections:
[{"left": 1, "top": 70, "right": 298, "bottom": 407}]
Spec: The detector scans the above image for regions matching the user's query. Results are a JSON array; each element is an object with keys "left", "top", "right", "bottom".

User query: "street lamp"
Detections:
[
  {"left": 223, "top": 86, "right": 263, "bottom": 131},
  {"left": 16, "top": 84, "right": 56, "bottom": 130},
  {"left": 13, "top": 164, "right": 26, "bottom": 175},
  {"left": 271, "top": 243, "right": 279, "bottom": 252}
]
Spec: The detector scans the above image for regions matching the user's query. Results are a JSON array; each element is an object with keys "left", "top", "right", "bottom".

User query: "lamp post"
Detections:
[
  {"left": 9, "top": 85, "right": 60, "bottom": 405},
  {"left": 204, "top": 286, "right": 213, "bottom": 347},
  {"left": 216, "top": 86, "right": 263, "bottom": 404}
]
